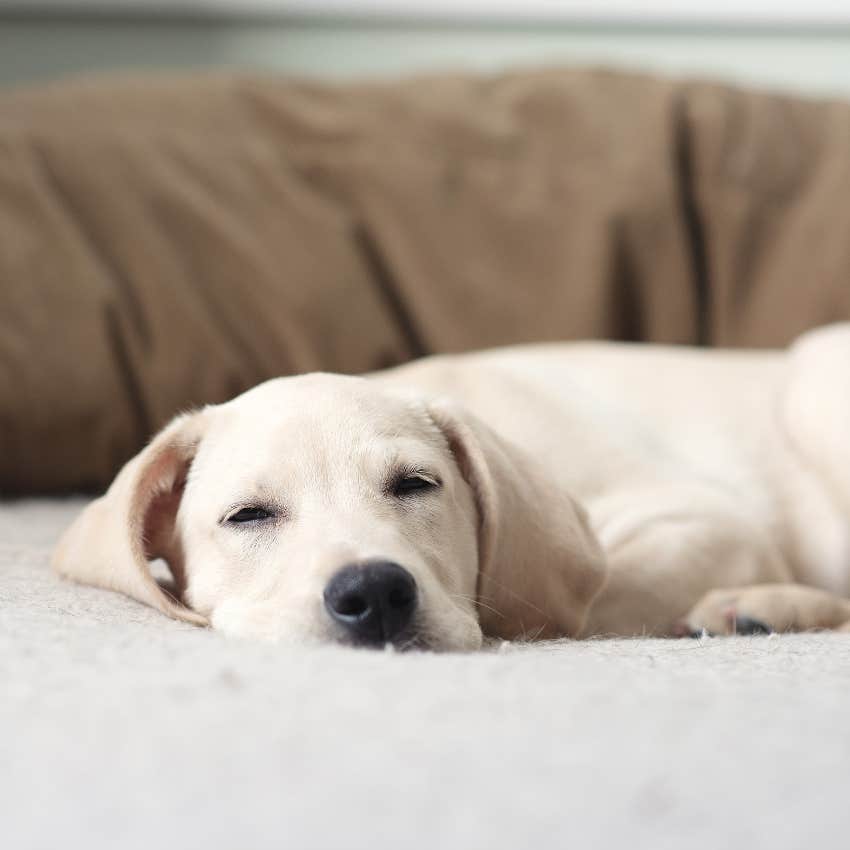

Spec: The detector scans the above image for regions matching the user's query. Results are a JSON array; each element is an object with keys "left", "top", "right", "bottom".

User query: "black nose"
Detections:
[{"left": 323, "top": 561, "right": 417, "bottom": 645}]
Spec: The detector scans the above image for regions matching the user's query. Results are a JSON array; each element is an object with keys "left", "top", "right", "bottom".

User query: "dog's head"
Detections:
[{"left": 53, "top": 374, "right": 605, "bottom": 650}]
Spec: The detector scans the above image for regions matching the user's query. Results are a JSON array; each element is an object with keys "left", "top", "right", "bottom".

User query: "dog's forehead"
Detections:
[{"left": 196, "top": 373, "right": 443, "bottom": 479}]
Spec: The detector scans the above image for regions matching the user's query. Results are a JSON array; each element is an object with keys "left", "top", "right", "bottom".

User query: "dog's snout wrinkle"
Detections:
[{"left": 323, "top": 561, "right": 417, "bottom": 646}]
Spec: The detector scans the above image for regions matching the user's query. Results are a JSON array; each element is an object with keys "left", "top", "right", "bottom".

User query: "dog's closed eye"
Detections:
[
  {"left": 388, "top": 469, "right": 441, "bottom": 498},
  {"left": 224, "top": 506, "right": 275, "bottom": 524}
]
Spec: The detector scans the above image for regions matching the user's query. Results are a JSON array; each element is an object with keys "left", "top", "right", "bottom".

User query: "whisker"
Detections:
[
  {"left": 476, "top": 573, "right": 551, "bottom": 620},
  {"left": 448, "top": 592, "right": 506, "bottom": 620}
]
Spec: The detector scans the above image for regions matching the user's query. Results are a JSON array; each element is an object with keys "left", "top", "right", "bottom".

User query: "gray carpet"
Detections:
[{"left": 2, "top": 498, "right": 849, "bottom": 850}]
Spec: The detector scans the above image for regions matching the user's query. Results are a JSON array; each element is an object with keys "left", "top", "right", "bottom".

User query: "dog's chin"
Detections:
[
  {"left": 209, "top": 600, "right": 484, "bottom": 651},
  {"left": 333, "top": 626, "right": 482, "bottom": 653},
  {"left": 334, "top": 631, "right": 429, "bottom": 652}
]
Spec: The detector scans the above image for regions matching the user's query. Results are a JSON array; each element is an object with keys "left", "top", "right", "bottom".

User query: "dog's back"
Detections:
[{"left": 382, "top": 329, "right": 850, "bottom": 601}]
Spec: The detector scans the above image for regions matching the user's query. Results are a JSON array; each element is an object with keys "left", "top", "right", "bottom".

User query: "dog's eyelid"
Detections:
[
  {"left": 387, "top": 466, "right": 442, "bottom": 496},
  {"left": 414, "top": 472, "right": 440, "bottom": 486},
  {"left": 400, "top": 464, "right": 439, "bottom": 482},
  {"left": 219, "top": 504, "right": 279, "bottom": 525}
]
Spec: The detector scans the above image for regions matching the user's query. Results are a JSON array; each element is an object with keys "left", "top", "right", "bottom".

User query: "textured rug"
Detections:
[{"left": 2, "top": 498, "right": 849, "bottom": 850}]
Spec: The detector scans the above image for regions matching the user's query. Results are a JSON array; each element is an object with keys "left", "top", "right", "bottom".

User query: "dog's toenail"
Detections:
[{"left": 733, "top": 616, "right": 773, "bottom": 635}]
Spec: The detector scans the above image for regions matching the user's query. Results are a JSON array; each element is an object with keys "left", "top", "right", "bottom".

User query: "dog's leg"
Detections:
[
  {"left": 581, "top": 508, "right": 793, "bottom": 637},
  {"left": 678, "top": 583, "right": 850, "bottom": 635}
]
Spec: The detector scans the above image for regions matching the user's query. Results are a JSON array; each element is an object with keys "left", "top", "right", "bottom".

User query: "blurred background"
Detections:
[
  {"left": 5, "top": 0, "right": 850, "bottom": 495},
  {"left": 3, "top": 0, "right": 850, "bottom": 94}
]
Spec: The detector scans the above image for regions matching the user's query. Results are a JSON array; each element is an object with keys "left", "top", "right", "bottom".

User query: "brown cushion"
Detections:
[
  {"left": 0, "top": 126, "right": 412, "bottom": 492},
  {"left": 682, "top": 81, "right": 850, "bottom": 346},
  {"left": 3, "top": 69, "right": 850, "bottom": 494}
]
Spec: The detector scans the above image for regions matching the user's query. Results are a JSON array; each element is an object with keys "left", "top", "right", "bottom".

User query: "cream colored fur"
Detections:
[{"left": 53, "top": 323, "right": 850, "bottom": 646}]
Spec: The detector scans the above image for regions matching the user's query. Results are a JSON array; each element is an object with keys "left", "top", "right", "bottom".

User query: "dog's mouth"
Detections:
[{"left": 334, "top": 618, "right": 434, "bottom": 652}]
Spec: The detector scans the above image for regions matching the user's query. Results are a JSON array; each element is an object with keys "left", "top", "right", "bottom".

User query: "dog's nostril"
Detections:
[
  {"left": 324, "top": 561, "right": 418, "bottom": 646},
  {"left": 334, "top": 592, "right": 369, "bottom": 618}
]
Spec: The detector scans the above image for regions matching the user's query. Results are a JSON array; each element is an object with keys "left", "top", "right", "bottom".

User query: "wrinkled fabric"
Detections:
[{"left": 1, "top": 69, "right": 849, "bottom": 493}]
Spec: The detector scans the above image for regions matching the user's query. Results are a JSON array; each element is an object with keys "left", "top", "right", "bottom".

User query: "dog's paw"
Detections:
[
  {"left": 675, "top": 588, "right": 775, "bottom": 637},
  {"left": 675, "top": 584, "right": 850, "bottom": 636}
]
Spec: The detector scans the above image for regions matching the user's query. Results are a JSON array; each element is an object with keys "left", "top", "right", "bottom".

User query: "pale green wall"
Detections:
[{"left": 3, "top": 17, "right": 850, "bottom": 98}]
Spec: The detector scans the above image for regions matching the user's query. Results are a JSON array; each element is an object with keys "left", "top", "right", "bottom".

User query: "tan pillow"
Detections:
[
  {"left": 5, "top": 69, "right": 850, "bottom": 494},
  {"left": 0, "top": 130, "right": 411, "bottom": 492}
]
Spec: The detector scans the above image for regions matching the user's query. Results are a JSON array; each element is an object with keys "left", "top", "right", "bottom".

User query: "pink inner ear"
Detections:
[{"left": 139, "top": 449, "right": 191, "bottom": 595}]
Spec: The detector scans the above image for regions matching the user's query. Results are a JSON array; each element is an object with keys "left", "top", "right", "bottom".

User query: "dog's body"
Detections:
[{"left": 54, "top": 324, "right": 850, "bottom": 647}]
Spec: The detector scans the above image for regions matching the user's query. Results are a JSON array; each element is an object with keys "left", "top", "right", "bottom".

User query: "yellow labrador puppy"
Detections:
[{"left": 53, "top": 324, "right": 850, "bottom": 649}]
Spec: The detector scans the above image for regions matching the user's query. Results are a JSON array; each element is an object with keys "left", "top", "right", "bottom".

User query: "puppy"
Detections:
[{"left": 53, "top": 324, "right": 850, "bottom": 648}]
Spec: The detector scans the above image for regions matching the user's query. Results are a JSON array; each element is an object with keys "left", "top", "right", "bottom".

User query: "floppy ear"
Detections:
[
  {"left": 429, "top": 401, "right": 607, "bottom": 640},
  {"left": 52, "top": 411, "right": 210, "bottom": 625}
]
